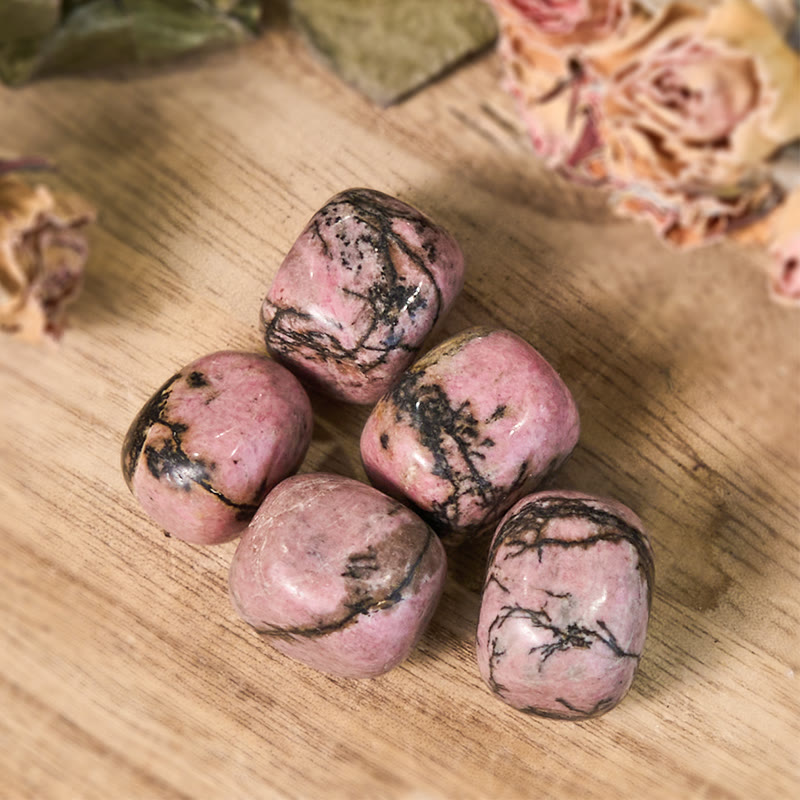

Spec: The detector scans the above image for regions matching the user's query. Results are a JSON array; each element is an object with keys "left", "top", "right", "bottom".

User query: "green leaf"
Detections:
[
  {"left": 291, "top": 0, "right": 498, "bottom": 105},
  {"left": 0, "top": 0, "right": 262, "bottom": 86}
]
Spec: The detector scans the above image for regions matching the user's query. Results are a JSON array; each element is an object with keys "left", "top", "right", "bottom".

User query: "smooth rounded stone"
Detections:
[
  {"left": 121, "top": 351, "right": 313, "bottom": 545},
  {"left": 476, "top": 491, "right": 655, "bottom": 720},
  {"left": 360, "top": 327, "right": 580, "bottom": 545},
  {"left": 228, "top": 473, "right": 447, "bottom": 678},
  {"left": 260, "top": 188, "right": 465, "bottom": 404}
]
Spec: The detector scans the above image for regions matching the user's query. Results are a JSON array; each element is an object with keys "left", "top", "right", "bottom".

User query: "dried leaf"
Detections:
[
  {"left": 290, "top": 0, "right": 498, "bottom": 105},
  {"left": 0, "top": 0, "right": 262, "bottom": 86}
]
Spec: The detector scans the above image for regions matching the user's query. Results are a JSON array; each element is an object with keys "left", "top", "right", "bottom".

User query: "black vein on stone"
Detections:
[
  {"left": 485, "top": 602, "right": 639, "bottom": 712},
  {"left": 486, "top": 496, "right": 655, "bottom": 607},
  {"left": 514, "top": 695, "right": 618, "bottom": 720},
  {"left": 254, "top": 528, "right": 436, "bottom": 640},
  {"left": 122, "top": 371, "right": 260, "bottom": 518},
  {"left": 385, "top": 370, "right": 527, "bottom": 539},
  {"left": 262, "top": 189, "right": 448, "bottom": 379},
  {"left": 121, "top": 371, "right": 181, "bottom": 488}
]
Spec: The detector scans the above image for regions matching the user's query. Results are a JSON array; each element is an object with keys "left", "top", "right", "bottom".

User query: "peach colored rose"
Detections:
[
  {"left": 770, "top": 233, "right": 800, "bottom": 305},
  {"left": 613, "top": 180, "right": 783, "bottom": 247},
  {"left": 761, "top": 189, "right": 800, "bottom": 305},
  {"left": 489, "top": 0, "right": 645, "bottom": 171},
  {"left": 586, "top": 0, "right": 800, "bottom": 244},
  {"left": 493, "top": 0, "right": 631, "bottom": 45}
]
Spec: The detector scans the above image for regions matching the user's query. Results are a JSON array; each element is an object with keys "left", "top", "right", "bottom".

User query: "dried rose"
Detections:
[
  {"left": 612, "top": 179, "right": 784, "bottom": 247},
  {"left": 495, "top": 22, "right": 599, "bottom": 168},
  {"left": 488, "top": 0, "right": 649, "bottom": 173},
  {"left": 491, "top": 0, "right": 633, "bottom": 46},
  {"left": 0, "top": 172, "right": 95, "bottom": 342},
  {"left": 586, "top": 0, "right": 800, "bottom": 243},
  {"left": 738, "top": 188, "right": 800, "bottom": 306}
]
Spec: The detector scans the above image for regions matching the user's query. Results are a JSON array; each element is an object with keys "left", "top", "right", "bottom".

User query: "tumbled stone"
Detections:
[
  {"left": 360, "top": 327, "right": 580, "bottom": 545},
  {"left": 476, "top": 491, "right": 655, "bottom": 720},
  {"left": 261, "top": 188, "right": 465, "bottom": 404},
  {"left": 121, "top": 351, "right": 313, "bottom": 545},
  {"left": 228, "top": 473, "right": 447, "bottom": 678}
]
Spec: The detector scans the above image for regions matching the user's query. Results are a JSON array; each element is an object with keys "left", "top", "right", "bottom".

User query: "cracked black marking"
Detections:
[
  {"left": 263, "top": 189, "right": 451, "bottom": 382},
  {"left": 386, "top": 369, "right": 528, "bottom": 539},
  {"left": 310, "top": 218, "right": 330, "bottom": 258},
  {"left": 341, "top": 546, "right": 380, "bottom": 579},
  {"left": 254, "top": 528, "right": 436, "bottom": 640},
  {"left": 554, "top": 696, "right": 617, "bottom": 718},
  {"left": 485, "top": 603, "right": 639, "bottom": 708},
  {"left": 122, "top": 370, "right": 260, "bottom": 517},
  {"left": 380, "top": 432, "right": 390, "bottom": 449},
  {"left": 486, "top": 573, "right": 510, "bottom": 594},
  {"left": 514, "top": 695, "right": 618, "bottom": 720},
  {"left": 487, "top": 495, "right": 654, "bottom": 607},
  {"left": 481, "top": 496, "right": 653, "bottom": 717},
  {"left": 121, "top": 372, "right": 181, "bottom": 488},
  {"left": 186, "top": 371, "right": 208, "bottom": 388},
  {"left": 488, "top": 405, "right": 507, "bottom": 422}
]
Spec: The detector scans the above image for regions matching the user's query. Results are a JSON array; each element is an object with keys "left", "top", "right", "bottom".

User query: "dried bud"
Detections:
[{"left": 0, "top": 171, "right": 95, "bottom": 342}]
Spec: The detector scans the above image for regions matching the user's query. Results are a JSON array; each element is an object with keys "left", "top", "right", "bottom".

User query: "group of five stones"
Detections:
[{"left": 122, "top": 188, "right": 654, "bottom": 720}]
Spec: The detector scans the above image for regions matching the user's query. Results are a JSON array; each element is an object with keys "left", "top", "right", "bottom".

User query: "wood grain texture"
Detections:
[{"left": 1, "top": 19, "right": 798, "bottom": 800}]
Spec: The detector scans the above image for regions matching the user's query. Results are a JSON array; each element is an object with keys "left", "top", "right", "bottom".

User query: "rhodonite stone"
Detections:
[
  {"left": 260, "top": 188, "right": 465, "bottom": 404},
  {"left": 121, "top": 351, "right": 313, "bottom": 545},
  {"left": 228, "top": 473, "right": 447, "bottom": 678},
  {"left": 476, "top": 491, "right": 655, "bottom": 720},
  {"left": 360, "top": 327, "right": 580, "bottom": 545}
]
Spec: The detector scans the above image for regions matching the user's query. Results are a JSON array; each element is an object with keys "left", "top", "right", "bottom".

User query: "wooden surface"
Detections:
[{"left": 2, "top": 17, "right": 799, "bottom": 800}]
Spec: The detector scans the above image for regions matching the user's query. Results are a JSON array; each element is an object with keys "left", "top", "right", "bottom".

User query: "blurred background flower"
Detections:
[
  {"left": 488, "top": 0, "right": 800, "bottom": 303},
  {"left": 0, "top": 158, "right": 95, "bottom": 342}
]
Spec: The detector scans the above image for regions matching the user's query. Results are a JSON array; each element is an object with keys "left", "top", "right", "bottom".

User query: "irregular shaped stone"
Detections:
[
  {"left": 121, "top": 351, "right": 313, "bottom": 545},
  {"left": 360, "top": 327, "right": 580, "bottom": 545},
  {"left": 229, "top": 473, "right": 447, "bottom": 678},
  {"left": 261, "top": 188, "right": 465, "bottom": 404},
  {"left": 291, "top": 0, "right": 498, "bottom": 105},
  {"left": 476, "top": 491, "right": 655, "bottom": 720}
]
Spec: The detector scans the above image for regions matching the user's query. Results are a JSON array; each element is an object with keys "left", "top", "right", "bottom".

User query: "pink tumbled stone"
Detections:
[
  {"left": 360, "top": 327, "right": 580, "bottom": 545},
  {"left": 476, "top": 491, "right": 655, "bottom": 720},
  {"left": 121, "top": 351, "right": 313, "bottom": 545},
  {"left": 260, "top": 188, "right": 465, "bottom": 404},
  {"left": 228, "top": 473, "right": 447, "bottom": 679}
]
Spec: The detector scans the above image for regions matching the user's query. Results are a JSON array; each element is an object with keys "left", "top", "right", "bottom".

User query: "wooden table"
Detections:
[{"left": 2, "top": 17, "right": 798, "bottom": 800}]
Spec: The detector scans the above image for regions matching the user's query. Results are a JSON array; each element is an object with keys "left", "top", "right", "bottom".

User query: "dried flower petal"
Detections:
[
  {"left": 591, "top": 2, "right": 799, "bottom": 181},
  {"left": 613, "top": 179, "right": 784, "bottom": 247},
  {"left": 761, "top": 189, "right": 800, "bottom": 305},
  {"left": 489, "top": 0, "right": 651, "bottom": 173},
  {"left": 490, "top": 0, "right": 634, "bottom": 47},
  {"left": 584, "top": 0, "right": 800, "bottom": 244},
  {"left": 0, "top": 175, "right": 95, "bottom": 342}
]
